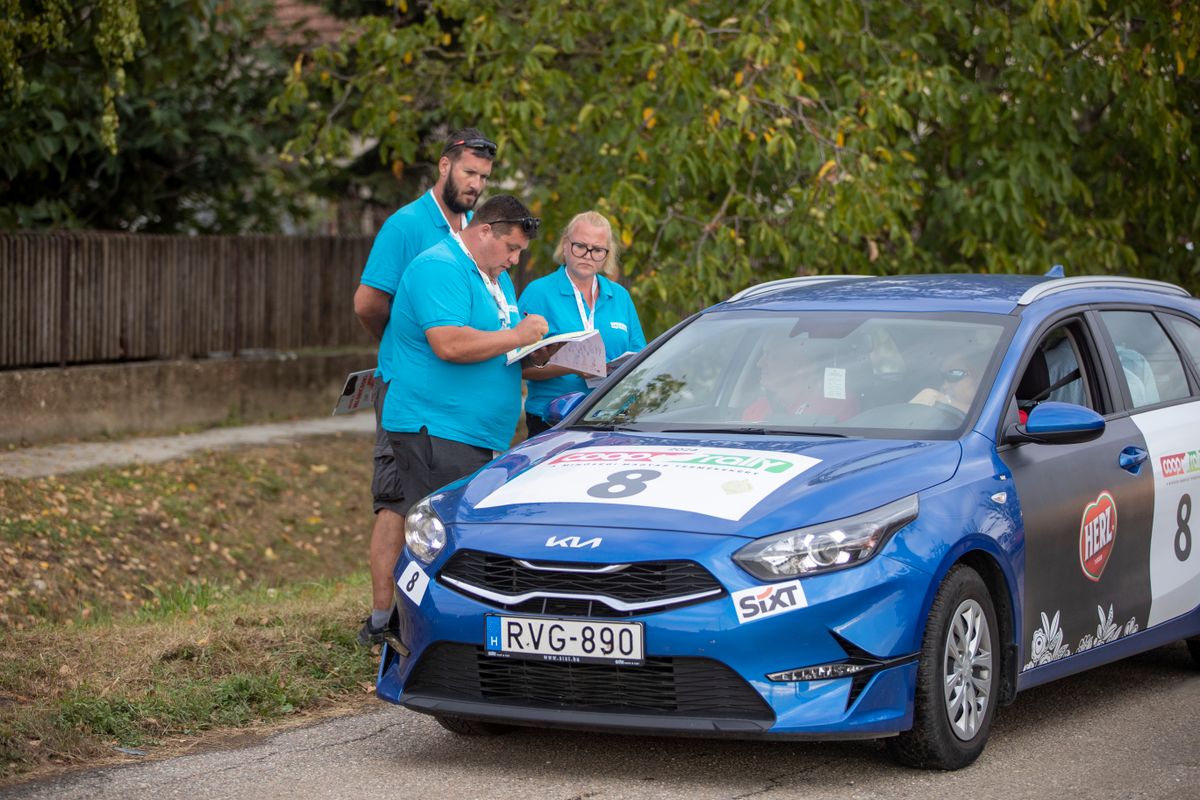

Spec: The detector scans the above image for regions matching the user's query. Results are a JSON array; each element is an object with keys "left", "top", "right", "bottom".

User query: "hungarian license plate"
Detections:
[{"left": 484, "top": 615, "right": 644, "bottom": 666}]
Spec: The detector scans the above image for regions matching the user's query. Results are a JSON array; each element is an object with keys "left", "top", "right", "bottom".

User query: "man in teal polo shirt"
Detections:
[
  {"left": 383, "top": 195, "right": 549, "bottom": 522},
  {"left": 354, "top": 129, "right": 495, "bottom": 646}
]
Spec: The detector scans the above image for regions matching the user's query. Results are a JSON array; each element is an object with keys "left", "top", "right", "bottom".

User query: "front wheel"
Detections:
[
  {"left": 889, "top": 564, "right": 1000, "bottom": 770},
  {"left": 1187, "top": 638, "right": 1200, "bottom": 668},
  {"left": 434, "top": 715, "right": 515, "bottom": 736}
]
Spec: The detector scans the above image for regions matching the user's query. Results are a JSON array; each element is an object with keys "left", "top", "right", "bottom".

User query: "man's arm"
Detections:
[
  {"left": 426, "top": 314, "right": 548, "bottom": 363},
  {"left": 354, "top": 284, "right": 392, "bottom": 341},
  {"left": 521, "top": 363, "right": 575, "bottom": 380}
]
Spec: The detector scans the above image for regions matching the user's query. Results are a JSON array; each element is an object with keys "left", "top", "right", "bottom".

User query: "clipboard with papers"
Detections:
[{"left": 505, "top": 329, "right": 606, "bottom": 377}]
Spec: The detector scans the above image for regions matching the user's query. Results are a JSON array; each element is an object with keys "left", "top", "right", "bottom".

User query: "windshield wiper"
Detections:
[
  {"left": 566, "top": 422, "right": 642, "bottom": 432},
  {"left": 658, "top": 426, "right": 848, "bottom": 438}
]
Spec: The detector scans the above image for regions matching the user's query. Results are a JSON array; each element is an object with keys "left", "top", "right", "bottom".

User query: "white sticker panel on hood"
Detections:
[{"left": 473, "top": 445, "right": 820, "bottom": 520}]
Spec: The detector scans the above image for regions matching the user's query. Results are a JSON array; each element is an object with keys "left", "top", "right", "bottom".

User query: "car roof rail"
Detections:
[
  {"left": 727, "top": 274, "right": 875, "bottom": 302},
  {"left": 1016, "top": 276, "right": 1191, "bottom": 306}
]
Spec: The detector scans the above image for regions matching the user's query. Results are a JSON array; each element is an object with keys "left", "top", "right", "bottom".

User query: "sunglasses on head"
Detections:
[
  {"left": 942, "top": 368, "right": 969, "bottom": 383},
  {"left": 441, "top": 137, "right": 498, "bottom": 158},
  {"left": 493, "top": 216, "right": 541, "bottom": 236}
]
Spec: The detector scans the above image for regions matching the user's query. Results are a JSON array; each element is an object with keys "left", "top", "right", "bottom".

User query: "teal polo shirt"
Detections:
[
  {"left": 381, "top": 237, "right": 522, "bottom": 452},
  {"left": 360, "top": 190, "right": 468, "bottom": 383},
  {"left": 517, "top": 265, "right": 647, "bottom": 420}
]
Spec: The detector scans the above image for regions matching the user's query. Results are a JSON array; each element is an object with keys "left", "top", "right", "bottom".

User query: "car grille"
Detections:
[
  {"left": 437, "top": 550, "right": 725, "bottom": 617},
  {"left": 406, "top": 643, "right": 774, "bottom": 721}
]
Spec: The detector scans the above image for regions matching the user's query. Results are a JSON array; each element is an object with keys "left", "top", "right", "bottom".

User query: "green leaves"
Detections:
[
  {"left": 5, "top": 0, "right": 1195, "bottom": 314},
  {"left": 1, "top": 0, "right": 303, "bottom": 233}
]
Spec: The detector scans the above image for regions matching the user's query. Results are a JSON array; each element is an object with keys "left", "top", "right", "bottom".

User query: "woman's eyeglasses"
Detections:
[
  {"left": 942, "top": 368, "right": 969, "bottom": 383},
  {"left": 569, "top": 240, "right": 610, "bottom": 262}
]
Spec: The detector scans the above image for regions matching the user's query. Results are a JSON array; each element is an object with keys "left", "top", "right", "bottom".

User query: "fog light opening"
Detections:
[{"left": 768, "top": 660, "right": 874, "bottom": 682}]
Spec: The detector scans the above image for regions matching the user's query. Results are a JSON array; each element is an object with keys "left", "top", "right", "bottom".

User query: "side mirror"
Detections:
[
  {"left": 1004, "top": 401, "right": 1105, "bottom": 445},
  {"left": 544, "top": 392, "right": 587, "bottom": 425}
]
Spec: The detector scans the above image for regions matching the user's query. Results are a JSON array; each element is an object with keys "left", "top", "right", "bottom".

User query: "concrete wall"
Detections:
[{"left": 0, "top": 350, "right": 376, "bottom": 446}]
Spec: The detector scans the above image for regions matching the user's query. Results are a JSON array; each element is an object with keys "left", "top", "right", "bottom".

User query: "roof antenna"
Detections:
[{"left": 1045, "top": 264, "right": 1065, "bottom": 278}]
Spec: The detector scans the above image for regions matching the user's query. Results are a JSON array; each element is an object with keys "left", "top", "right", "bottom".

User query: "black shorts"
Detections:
[
  {"left": 387, "top": 428, "right": 493, "bottom": 516},
  {"left": 525, "top": 412, "right": 551, "bottom": 437},
  {"left": 371, "top": 380, "right": 405, "bottom": 515}
]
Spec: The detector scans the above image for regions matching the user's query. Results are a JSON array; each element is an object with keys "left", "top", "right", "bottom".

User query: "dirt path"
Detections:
[{"left": 0, "top": 414, "right": 374, "bottom": 479}]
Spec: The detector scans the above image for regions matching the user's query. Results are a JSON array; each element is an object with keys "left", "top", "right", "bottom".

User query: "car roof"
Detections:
[{"left": 718, "top": 274, "right": 1192, "bottom": 315}]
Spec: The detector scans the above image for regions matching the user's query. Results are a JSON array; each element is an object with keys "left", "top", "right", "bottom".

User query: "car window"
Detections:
[
  {"left": 1162, "top": 314, "right": 1200, "bottom": 388},
  {"left": 1015, "top": 323, "right": 1096, "bottom": 414},
  {"left": 580, "top": 311, "right": 1008, "bottom": 437},
  {"left": 1099, "top": 310, "right": 1190, "bottom": 409}
]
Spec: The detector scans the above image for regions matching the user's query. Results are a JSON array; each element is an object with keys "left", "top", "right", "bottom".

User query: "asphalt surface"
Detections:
[
  {"left": 6, "top": 641, "right": 1198, "bottom": 800},
  {"left": 0, "top": 414, "right": 375, "bottom": 480}
]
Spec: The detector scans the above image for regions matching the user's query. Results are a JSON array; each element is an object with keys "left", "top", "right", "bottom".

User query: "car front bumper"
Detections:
[{"left": 377, "top": 526, "right": 928, "bottom": 739}]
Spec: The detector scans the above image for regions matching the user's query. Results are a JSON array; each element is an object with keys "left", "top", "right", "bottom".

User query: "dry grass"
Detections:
[
  {"left": 0, "top": 432, "right": 385, "bottom": 781},
  {"left": 0, "top": 433, "right": 375, "bottom": 627},
  {"left": 0, "top": 576, "right": 377, "bottom": 782}
]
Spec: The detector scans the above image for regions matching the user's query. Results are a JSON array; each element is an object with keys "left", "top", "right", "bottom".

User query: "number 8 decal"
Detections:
[
  {"left": 1176, "top": 493, "right": 1192, "bottom": 562},
  {"left": 587, "top": 469, "right": 662, "bottom": 499}
]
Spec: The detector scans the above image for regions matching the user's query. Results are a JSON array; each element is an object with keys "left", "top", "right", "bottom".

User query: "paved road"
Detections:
[
  {"left": 7, "top": 641, "right": 1198, "bottom": 800},
  {"left": 0, "top": 414, "right": 375, "bottom": 479}
]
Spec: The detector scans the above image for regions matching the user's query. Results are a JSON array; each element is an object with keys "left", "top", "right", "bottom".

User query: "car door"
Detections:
[
  {"left": 998, "top": 314, "right": 1156, "bottom": 673},
  {"left": 1098, "top": 309, "right": 1200, "bottom": 629}
]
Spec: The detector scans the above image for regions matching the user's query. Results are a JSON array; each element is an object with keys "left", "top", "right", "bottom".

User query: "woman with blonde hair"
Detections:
[{"left": 517, "top": 210, "right": 646, "bottom": 436}]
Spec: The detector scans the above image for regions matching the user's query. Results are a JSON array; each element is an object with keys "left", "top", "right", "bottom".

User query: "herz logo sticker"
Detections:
[
  {"left": 1079, "top": 491, "right": 1118, "bottom": 582},
  {"left": 732, "top": 580, "right": 807, "bottom": 623}
]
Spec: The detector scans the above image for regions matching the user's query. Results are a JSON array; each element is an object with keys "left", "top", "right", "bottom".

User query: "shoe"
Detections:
[{"left": 356, "top": 617, "right": 386, "bottom": 647}]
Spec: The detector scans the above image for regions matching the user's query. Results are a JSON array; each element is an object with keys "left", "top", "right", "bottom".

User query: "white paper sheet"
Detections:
[{"left": 332, "top": 369, "right": 377, "bottom": 415}]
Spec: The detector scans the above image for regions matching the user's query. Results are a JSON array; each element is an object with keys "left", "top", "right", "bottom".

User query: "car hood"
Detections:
[{"left": 434, "top": 430, "right": 962, "bottom": 540}]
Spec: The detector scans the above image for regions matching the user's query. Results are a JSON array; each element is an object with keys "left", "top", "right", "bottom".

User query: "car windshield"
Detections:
[{"left": 578, "top": 310, "right": 1008, "bottom": 438}]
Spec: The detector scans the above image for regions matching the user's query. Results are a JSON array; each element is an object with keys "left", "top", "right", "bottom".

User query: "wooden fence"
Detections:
[{"left": 0, "top": 232, "right": 375, "bottom": 369}]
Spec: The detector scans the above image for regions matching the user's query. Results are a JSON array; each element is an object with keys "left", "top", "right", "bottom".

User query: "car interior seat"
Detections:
[{"left": 1015, "top": 347, "right": 1050, "bottom": 413}]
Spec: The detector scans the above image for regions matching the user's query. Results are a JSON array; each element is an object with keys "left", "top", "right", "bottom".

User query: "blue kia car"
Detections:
[{"left": 376, "top": 274, "right": 1200, "bottom": 769}]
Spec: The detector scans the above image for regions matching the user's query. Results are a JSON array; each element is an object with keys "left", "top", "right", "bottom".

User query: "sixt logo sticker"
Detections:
[
  {"left": 732, "top": 580, "right": 807, "bottom": 623},
  {"left": 1079, "top": 491, "right": 1118, "bottom": 582},
  {"left": 1160, "top": 450, "right": 1200, "bottom": 478}
]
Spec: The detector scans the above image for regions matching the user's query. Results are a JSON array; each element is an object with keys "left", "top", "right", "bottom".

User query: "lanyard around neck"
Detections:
[
  {"left": 430, "top": 189, "right": 466, "bottom": 233},
  {"left": 452, "top": 231, "right": 510, "bottom": 329},
  {"left": 571, "top": 274, "right": 598, "bottom": 332},
  {"left": 478, "top": 268, "right": 512, "bottom": 329}
]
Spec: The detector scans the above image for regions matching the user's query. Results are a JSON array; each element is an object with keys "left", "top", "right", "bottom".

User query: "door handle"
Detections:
[{"left": 1119, "top": 446, "right": 1148, "bottom": 474}]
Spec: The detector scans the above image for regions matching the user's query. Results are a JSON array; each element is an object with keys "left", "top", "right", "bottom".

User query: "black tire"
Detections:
[
  {"left": 1187, "top": 637, "right": 1200, "bottom": 668},
  {"left": 434, "top": 715, "right": 515, "bottom": 736},
  {"left": 889, "top": 564, "right": 1000, "bottom": 770}
]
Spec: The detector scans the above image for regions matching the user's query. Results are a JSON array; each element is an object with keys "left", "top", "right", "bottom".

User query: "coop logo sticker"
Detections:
[
  {"left": 1160, "top": 450, "right": 1200, "bottom": 479},
  {"left": 732, "top": 580, "right": 807, "bottom": 623},
  {"left": 1079, "top": 491, "right": 1118, "bottom": 582}
]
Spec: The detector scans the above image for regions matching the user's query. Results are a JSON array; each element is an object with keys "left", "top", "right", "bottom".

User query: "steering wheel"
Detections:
[{"left": 931, "top": 400, "right": 966, "bottom": 424}]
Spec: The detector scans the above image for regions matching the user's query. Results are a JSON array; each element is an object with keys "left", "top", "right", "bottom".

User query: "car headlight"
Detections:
[
  {"left": 405, "top": 494, "right": 446, "bottom": 564},
  {"left": 733, "top": 494, "right": 919, "bottom": 580}
]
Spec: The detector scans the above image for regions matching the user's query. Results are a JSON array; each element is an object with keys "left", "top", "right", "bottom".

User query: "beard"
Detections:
[{"left": 441, "top": 170, "right": 479, "bottom": 215}]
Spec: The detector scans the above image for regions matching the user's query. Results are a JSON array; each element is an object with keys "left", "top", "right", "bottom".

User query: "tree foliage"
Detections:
[
  {"left": 0, "top": 0, "right": 304, "bottom": 232},
  {"left": 279, "top": 0, "right": 1199, "bottom": 335}
]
